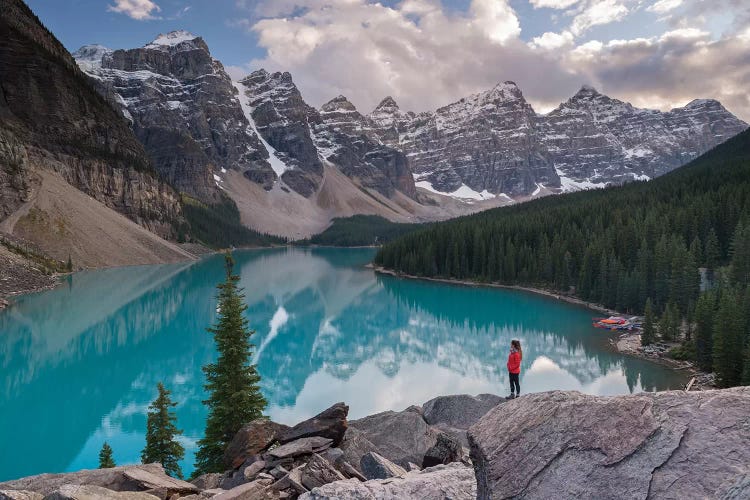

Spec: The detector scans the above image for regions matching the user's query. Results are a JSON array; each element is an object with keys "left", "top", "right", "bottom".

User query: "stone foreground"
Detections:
[
  {"left": 3, "top": 389, "right": 749, "bottom": 499},
  {"left": 468, "top": 387, "right": 750, "bottom": 500}
]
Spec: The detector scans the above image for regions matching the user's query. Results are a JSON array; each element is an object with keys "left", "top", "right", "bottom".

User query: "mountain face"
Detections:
[
  {"left": 236, "top": 69, "right": 324, "bottom": 197},
  {"left": 0, "top": 0, "right": 182, "bottom": 238},
  {"left": 314, "top": 95, "right": 416, "bottom": 198},
  {"left": 74, "top": 31, "right": 274, "bottom": 203},
  {"left": 367, "top": 84, "right": 747, "bottom": 197}
]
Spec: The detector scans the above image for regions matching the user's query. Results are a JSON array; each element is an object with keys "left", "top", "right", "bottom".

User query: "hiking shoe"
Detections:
[{"left": 505, "top": 394, "right": 515, "bottom": 400}]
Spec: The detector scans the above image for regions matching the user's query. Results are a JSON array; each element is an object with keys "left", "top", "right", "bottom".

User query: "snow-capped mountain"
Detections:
[
  {"left": 74, "top": 31, "right": 273, "bottom": 202},
  {"left": 367, "top": 83, "right": 747, "bottom": 197},
  {"left": 73, "top": 30, "right": 747, "bottom": 236},
  {"left": 313, "top": 95, "right": 416, "bottom": 198}
]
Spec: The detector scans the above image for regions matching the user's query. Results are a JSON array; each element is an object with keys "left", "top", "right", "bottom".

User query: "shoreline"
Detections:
[{"left": 371, "top": 265, "right": 715, "bottom": 389}]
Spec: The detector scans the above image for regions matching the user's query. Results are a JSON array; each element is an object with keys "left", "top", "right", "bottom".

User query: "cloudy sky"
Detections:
[{"left": 28, "top": 0, "right": 750, "bottom": 120}]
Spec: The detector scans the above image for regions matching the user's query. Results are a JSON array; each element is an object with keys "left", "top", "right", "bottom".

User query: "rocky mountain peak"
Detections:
[
  {"left": 374, "top": 96, "right": 400, "bottom": 113},
  {"left": 144, "top": 30, "right": 202, "bottom": 50},
  {"left": 321, "top": 95, "right": 358, "bottom": 114},
  {"left": 72, "top": 44, "right": 112, "bottom": 70},
  {"left": 575, "top": 84, "right": 599, "bottom": 96}
]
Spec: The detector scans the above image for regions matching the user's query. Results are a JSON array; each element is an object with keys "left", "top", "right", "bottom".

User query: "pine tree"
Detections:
[
  {"left": 712, "top": 288, "right": 745, "bottom": 387},
  {"left": 641, "top": 298, "right": 656, "bottom": 346},
  {"left": 194, "top": 253, "right": 266, "bottom": 476},
  {"left": 693, "top": 291, "right": 716, "bottom": 372},
  {"left": 99, "top": 442, "right": 115, "bottom": 469},
  {"left": 142, "top": 382, "right": 185, "bottom": 479}
]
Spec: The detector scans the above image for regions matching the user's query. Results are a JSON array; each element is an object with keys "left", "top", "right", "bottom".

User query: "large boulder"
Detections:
[
  {"left": 359, "top": 452, "right": 407, "bottom": 480},
  {"left": 0, "top": 465, "right": 198, "bottom": 497},
  {"left": 276, "top": 403, "right": 348, "bottom": 447},
  {"left": 468, "top": 388, "right": 750, "bottom": 500},
  {"left": 224, "top": 419, "right": 291, "bottom": 469},
  {"left": 422, "top": 432, "right": 463, "bottom": 469},
  {"left": 338, "top": 427, "right": 382, "bottom": 474},
  {"left": 422, "top": 394, "right": 503, "bottom": 430},
  {"left": 298, "top": 463, "right": 476, "bottom": 499},
  {"left": 42, "top": 485, "right": 158, "bottom": 500},
  {"left": 348, "top": 406, "right": 439, "bottom": 467}
]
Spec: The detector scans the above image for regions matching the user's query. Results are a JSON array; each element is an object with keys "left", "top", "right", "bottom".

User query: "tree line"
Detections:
[{"left": 375, "top": 129, "right": 750, "bottom": 388}]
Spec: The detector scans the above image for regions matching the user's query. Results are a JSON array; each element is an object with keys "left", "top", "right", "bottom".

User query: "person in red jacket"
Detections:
[{"left": 506, "top": 339, "right": 522, "bottom": 399}]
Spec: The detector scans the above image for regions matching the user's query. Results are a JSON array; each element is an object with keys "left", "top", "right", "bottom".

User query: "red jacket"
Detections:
[{"left": 507, "top": 350, "right": 521, "bottom": 374}]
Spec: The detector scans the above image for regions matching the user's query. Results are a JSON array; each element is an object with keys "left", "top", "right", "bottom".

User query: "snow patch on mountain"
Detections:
[
  {"left": 145, "top": 30, "right": 198, "bottom": 49},
  {"left": 233, "top": 80, "right": 289, "bottom": 178},
  {"left": 416, "top": 180, "right": 497, "bottom": 202}
]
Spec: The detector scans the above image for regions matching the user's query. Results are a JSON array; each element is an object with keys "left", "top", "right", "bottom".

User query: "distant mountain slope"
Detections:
[
  {"left": 367, "top": 84, "right": 747, "bottom": 197},
  {"left": 0, "top": 0, "right": 183, "bottom": 240},
  {"left": 376, "top": 128, "right": 750, "bottom": 315}
]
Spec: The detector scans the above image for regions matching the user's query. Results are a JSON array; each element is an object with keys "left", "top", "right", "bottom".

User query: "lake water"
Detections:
[{"left": 0, "top": 247, "right": 687, "bottom": 481}]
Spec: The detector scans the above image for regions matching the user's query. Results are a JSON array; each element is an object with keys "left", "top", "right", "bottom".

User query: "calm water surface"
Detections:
[{"left": 0, "top": 247, "right": 686, "bottom": 480}]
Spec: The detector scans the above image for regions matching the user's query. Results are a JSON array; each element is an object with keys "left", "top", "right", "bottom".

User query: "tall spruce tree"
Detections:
[
  {"left": 142, "top": 382, "right": 185, "bottom": 478},
  {"left": 693, "top": 291, "right": 717, "bottom": 372},
  {"left": 712, "top": 288, "right": 745, "bottom": 387},
  {"left": 194, "top": 253, "right": 266, "bottom": 475},
  {"left": 99, "top": 442, "right": 115, "bottom": 469},
  {"left": 641, "top": 298, "right": 656, "bottom": 346}
]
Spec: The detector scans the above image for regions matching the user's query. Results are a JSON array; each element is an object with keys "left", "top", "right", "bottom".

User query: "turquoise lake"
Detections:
[{"left": 0, "top": 247, "right": 687, "bottom": 481}]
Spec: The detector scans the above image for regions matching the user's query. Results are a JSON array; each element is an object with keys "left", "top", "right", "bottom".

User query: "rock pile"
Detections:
[{"left": 0, "top": 394, "right": 500, "bottom": 500}]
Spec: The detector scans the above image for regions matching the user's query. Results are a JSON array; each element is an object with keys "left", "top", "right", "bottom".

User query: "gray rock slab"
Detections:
[
  {"left": 42, "top": 485, "right": 158, "bottom": 500},
  {"left": 359, "top": 452, "right": 407, "bottom": 480},
  {"left": 0, "top": 465, "right": 198, "bottom": 497},
  {"left": 422, "top": 393, "right": 503, "bottom": 430},
  {"left": 268, "top": 437, "right": 333, "bottom": 459},
  {"left": 469, "top": 388, "right": 750, "bottom": 500},
  {"left": 298, "top": 463, "right": 476, "bottom": 500},
  {"left": 348, "top": 407, "right": 438, "bottom": 467}
]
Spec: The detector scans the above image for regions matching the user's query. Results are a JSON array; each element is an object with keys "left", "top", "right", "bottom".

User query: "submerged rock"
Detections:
[
  {"left": 298, "top": 463, "right": 476, "bottom": 500},
  {"left": 468, "top": 388, "right": 750, "bottom": 500},
  {"left": 276, "top": 403, "right": 349, "bottom": 447}
]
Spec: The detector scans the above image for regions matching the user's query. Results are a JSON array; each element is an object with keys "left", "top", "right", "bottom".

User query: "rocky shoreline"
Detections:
[{"left": 1, "top": 388, "right": 748, "bottom": 499}]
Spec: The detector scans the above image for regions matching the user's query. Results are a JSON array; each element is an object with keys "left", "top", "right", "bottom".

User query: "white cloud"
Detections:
[
  {"left": 230, "top": 0, "right": 750, "bottom": 122},
  {"left": 570, "top": 0, "right": 630, "bottom": 36},
  {"left": 647, "top": 0, "right": 683, "bottom": 14},
  {"left": 530, "top": 30, "right": 575, "bottom": 50},
  {"left": 529, "top": 0, "right": 582, "bottom": 8},
  {"left": 107, "top": 0, "right": 161, "bottom": 20}
]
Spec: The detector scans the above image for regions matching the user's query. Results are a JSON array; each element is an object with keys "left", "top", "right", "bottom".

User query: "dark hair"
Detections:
[{"left": 511, "top": 339, "right": 522, "bottom": 361}]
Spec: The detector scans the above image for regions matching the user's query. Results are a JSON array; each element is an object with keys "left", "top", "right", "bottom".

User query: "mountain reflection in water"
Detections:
[{"left": 0, "top": 247, "right": 686, "bottom": 480}]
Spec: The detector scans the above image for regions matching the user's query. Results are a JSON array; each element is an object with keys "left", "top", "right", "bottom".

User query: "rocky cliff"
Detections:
[
  {"left": 367, "top": 83, "right": 748, "bottom": 198},
  {"left": 0, "top": 0, "right": 183, "bottom": 239},
  {"left": 74, "top": 31, "right": 274, "bottom": 202}
]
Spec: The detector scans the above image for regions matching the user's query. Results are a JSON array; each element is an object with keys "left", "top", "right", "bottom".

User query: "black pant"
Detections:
[{"left": 509, "top": 372, "right": 520, "bottom": 394}]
